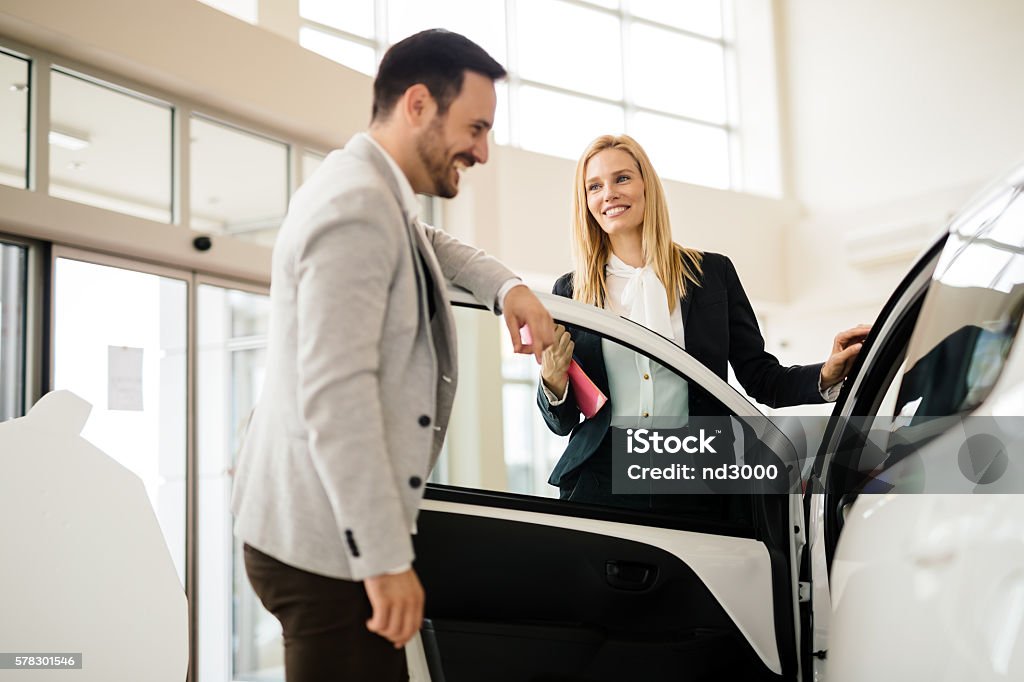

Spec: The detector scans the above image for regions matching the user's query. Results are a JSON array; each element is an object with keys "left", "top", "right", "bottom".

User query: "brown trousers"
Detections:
[{"left": 243, "top": 544, "right": 408, "bottom": 682}]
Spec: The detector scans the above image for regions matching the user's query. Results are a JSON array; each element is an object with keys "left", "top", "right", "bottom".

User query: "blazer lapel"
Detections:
[
  {"left": 408, "top": 218, "right": 457, "bottom": 364},
  {"left": 347, "top": 133, "right": 457, "bottom": 366},
  {"left": 680, "top": 282, "right": 695, "bottom": 331},
  {"left": 679, "top": 278, "right": 696, "bottom": 350},
  {"left": 571, "top": 328, "right": 609, "bottom": 395}
]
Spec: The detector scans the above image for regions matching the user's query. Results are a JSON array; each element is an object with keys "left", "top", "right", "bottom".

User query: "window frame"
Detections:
[
  {"left": 809, "top": 235, "right": 946, "bottom": 570},
  {"left": 188, "top": 112, "right": 293, "bottom": 238},
  {"left": 0, "top": 45, "right": 32, "bottom": 191}
]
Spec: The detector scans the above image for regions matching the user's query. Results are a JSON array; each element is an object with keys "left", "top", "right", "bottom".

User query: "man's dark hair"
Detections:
[{"left": 372, "top": 29, "right": 506, "bottom": 122}]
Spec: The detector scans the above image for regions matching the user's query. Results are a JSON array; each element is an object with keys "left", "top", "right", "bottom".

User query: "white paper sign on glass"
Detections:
[{"left": 107, "top": 345, "right": 144, "bottom": 411}]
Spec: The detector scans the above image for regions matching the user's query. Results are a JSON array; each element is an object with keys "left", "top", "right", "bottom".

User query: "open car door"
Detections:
[
  {"left": 802, "top": 165, "right": 1024, "bottom": 680},
  {"left": 412, "top": 291, "right": 806, "bottom": 681}
]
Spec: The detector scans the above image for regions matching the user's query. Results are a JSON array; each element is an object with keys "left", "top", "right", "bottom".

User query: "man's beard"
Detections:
[{"left": 416, "top": 116, "right": 460, "bottom": 198}]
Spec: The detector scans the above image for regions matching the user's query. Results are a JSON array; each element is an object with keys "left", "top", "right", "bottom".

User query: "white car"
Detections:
[
  {"left": 807, "top": 163, "right": 1024, "bottom": 681},
  {"left": 413, "top": 162, "right": 1024, "bottom": 681}
]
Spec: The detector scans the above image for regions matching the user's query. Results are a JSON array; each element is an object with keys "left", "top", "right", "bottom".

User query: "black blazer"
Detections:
[{"left": 538, "top": 252, "right": 825, "bottom": 487}]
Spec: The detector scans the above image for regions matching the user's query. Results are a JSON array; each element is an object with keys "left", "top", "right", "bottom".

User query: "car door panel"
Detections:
[{"left": 415, "top": 497, "right": 783, "bottom": 680}]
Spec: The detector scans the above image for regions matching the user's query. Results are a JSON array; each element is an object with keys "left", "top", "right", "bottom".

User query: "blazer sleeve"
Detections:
[
  {"left": 723, "top": 257, "right": 826, "bottom": 408},
  {"left": 423, "top": 223, "right": 518, "bottom": 314},
  {"left": 536, "top": 274, "right": 583, "bottom": 436},
  {"left": 293, "top": 187, "right": 415, "bottom": 579}
]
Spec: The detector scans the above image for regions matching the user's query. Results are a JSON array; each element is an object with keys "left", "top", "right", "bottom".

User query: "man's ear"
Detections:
[{"left": 401, "top": 83, "right": 437, "bottom": 128}]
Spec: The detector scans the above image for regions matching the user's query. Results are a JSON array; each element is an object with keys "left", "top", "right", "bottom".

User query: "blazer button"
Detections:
[
  {"left": 418, "top": 415, "right": 431, "bottom": 427},
  {"left": 409, "top": 476, "right": 423, "bottom": 489}
]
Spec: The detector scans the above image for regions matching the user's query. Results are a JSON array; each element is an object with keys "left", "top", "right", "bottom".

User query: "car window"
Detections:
[
  {"left": 892, "top": 233, "right": 1024, "bottom": 423},
  {"left": 434, "top": 302, "right": 757, "bottom": 527},
  {"left": 827, "top": 182, "right": 1024, "bottom": 494}
]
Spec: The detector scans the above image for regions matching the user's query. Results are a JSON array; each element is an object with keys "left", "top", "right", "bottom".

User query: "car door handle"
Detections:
[{"left": 606, "top": 560, "right": 657, "bottom": 591}]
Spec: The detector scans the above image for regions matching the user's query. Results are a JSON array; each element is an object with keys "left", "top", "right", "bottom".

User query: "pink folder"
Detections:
[
  {"left": 565, "top": 358, "right": 608, "bottom": 419},
  {"left": 520, "top": 325, "right": 608, "bottom": 419}
]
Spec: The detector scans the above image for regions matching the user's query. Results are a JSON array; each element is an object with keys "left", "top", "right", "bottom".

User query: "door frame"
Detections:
[{"left": 0, "top": 231, "right": 47, "bottom": 418}]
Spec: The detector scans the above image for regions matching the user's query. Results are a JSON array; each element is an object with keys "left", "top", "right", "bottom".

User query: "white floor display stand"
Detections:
[{"left": 0, "top": 390, "right": 188, "bottom": 681}]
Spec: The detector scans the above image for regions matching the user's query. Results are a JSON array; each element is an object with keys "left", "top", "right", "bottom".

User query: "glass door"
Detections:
[
  {"left": 51, "top": 248, "right": 189, "bottom": 583},
  {"left": 194, "top": 277, "right": 278, "bottom": 682}
]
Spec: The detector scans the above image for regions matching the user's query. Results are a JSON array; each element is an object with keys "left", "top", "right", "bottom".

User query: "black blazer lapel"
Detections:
[
  {"left": 680, "top": 283, "right": 695, "bottom": 334},
  {"left": 569, "top": 327, "right": 609, "bottom": 396}
]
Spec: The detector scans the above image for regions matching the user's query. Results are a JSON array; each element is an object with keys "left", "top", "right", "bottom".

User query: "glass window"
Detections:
[
  {"left": 198, "top": 0, "right": 257, "bottom": 24},
  {"left": 518, "top": 85, "right": 624, "bottom": 161},
  {"left": 300, "top": 0, "right": 375, "bottom": 39},
  {"left": 299, "top": 26, "right": 377, "bottom": 76},
  {"left": 49, "top": 70, "right": 173, "bottom": 222},
  {"left": 0, "top": 241, "right": 26, "bottom": 422},
  {"left": 194, "top": 283, "right": 274, "bottom": 682},
  {"left": 630, "top": 111, "right": 730, "bottom": 188},
  {"left": 387, "top": 0, "right": 507, "bottom": 65},
  {"left": 438, "top": 305, "right": 588, "bottom": 498},
  {"left": 493, "top": 81, "right": 510, "bottom": 146},
  {"left": 434, "top": 306, "right": 514, "bottom": 494},
  {"left": 628, "top": 0, "right": 723, "bottom": 39},
  {"left": 190, "top": 116, "right": 289, "bottom": 246},
  {"left": 516, "top": 0, "right": 622, "bottom": 100},
  {"left": 629, "top": 23, "right": 727, "bottom": 124},
  {"left": 0, "top": 49, "right": 29, "bottom": 190},
  {"left": 52, "top": 256, "right": 188, "bottom": 584},
  {"left": 290, "top": 0, "right": 737, "bottom": 192},
  {"left": 300, "top": 149, "right": 326, "bottom": 187},
  {"left": 499, "top": 326, "right": 566, "bottom": 498}
]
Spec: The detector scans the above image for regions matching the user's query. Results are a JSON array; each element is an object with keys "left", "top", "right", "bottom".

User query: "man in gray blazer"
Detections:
[{"left": 231, "top": 29, "right": 555, "bottom": 681}]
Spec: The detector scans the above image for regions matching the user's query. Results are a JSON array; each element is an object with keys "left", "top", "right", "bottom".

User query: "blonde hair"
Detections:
[{"left": 570, "top": 134, "right": 703, "bottom": 312}]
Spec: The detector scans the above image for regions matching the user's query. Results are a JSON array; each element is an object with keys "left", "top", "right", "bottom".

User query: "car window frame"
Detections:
[{"left": 430, "top": 288, "right": 799, "bottom": 535}]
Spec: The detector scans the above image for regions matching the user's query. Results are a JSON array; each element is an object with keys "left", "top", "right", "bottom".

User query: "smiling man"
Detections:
[{"left": 231, "top": 29, "right": 555, "bottom": 681}]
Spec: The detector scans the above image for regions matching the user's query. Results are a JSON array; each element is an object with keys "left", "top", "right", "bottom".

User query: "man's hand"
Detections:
[
  {"left": 541, "top": 324, "right": 574, "bottom": 397},
  {"left": 364, "top": 568, "right": 424, "bottom": 648},
  {"left": 503, "top": 284, "right": 556, "bottom": 363},
  {"left": 820, "top": 324, "right": 872, "bottom": 389}
]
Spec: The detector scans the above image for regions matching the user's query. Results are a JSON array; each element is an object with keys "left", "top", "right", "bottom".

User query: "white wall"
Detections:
[
  {"left": 770, "top": 0, "right": 1024, "bottom": 376},
  {"left": 780, "top": 0, "right": 1024, "bottom": 213}
]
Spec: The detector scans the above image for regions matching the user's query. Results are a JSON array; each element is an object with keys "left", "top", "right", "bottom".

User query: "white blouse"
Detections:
[
  {"left": 602, "top": 254, "right": 689, "bottom": 426},
  {"left": 544, "top": 255, "right": 690, "bottom": 426}
]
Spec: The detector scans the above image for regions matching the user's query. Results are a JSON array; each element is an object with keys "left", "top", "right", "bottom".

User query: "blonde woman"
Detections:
[{"left": 538, "top": 134, "right": 868, "bottom": 503}]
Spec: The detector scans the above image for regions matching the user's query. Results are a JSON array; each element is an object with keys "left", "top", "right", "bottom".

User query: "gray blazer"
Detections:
[{"left": 231, "top": 134, "right": 516, "bottom": 580}]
